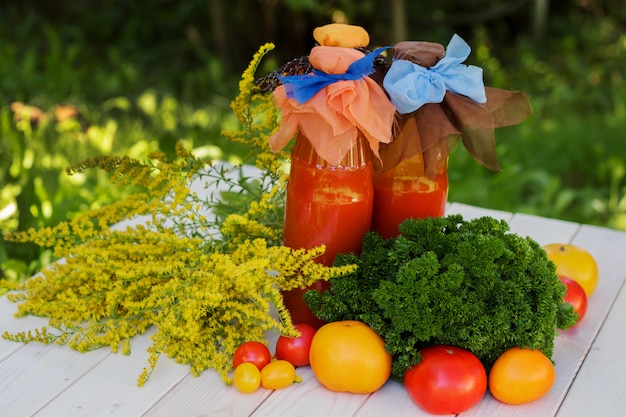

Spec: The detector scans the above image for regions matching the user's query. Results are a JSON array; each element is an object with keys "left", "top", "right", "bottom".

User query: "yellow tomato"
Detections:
[
  {"left": 260, "top": 360, "right": 298, "bottom": 390},
  {"left": 233, "top": 362, "right": 261, "bottom": 393},
  {"left": 309, "top": 320, "right": 392, "bottom": 394},
  {"left": 543, "top": 243, "right": 599, "bottom": 296},
  {"left": 488, "top": 347, "right": 556, "bottom": 405}
]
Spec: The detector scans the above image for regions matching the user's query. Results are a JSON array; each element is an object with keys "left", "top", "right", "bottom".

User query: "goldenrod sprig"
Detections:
[{"left": 2, "top": 44, "right": 355, "bottom": 387}]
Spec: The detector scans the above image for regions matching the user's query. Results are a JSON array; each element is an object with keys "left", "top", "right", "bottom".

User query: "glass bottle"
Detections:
[
  {"left": 372, "top": 40, "right": 451, "bottom": 239},
  {"left": 281, "top": 131, "right": 373, "bottom": 328},
  {"left": 371, "top": 114, "right": 448, "bottom": 239}
]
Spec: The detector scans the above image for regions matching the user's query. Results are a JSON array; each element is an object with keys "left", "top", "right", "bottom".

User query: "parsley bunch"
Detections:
[{"left": 305, "top": 214, "right": 578, "bottom": 380}]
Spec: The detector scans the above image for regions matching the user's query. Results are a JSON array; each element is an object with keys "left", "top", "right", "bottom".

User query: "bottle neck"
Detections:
[{"left": 291, "top": 132, "right": 371, "bottom": 170}]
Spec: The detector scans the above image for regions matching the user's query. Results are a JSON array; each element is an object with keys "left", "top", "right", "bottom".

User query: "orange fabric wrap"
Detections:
[{"left": 269, "top": 46, "right": 396, "bottom": 166}]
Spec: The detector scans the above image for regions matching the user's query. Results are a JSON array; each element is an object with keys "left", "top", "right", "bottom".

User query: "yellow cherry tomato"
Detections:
[
  {"left": 309, "top": 320, "right": 392, "bottom": 394},
  {"left": 233, "top": 362, "right": 261, "bottom": 393},
  {"left": 489, "top": 347, "right": 556, "bottom": 405},
  {"left": 260, "top": 360, "right": 298, "bottom": 390},
  {"left": 543, "top": 243, "right": 599, "bottom": 296}
]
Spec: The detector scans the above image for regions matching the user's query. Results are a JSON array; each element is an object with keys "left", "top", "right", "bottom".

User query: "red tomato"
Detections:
[
  {"left": 233, "top": 341, "right": 271, "bottom": 371},
  {"left": 404, "top": 345, "right": 487, "bottom": 415},
  {"left": 275, "top": 323, "right": 316, "bottom": 367},
  {"left": 559, "top": 275, "right": 588, "bottom": 325}
]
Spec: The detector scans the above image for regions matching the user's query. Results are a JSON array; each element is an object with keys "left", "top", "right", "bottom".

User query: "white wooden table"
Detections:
[{"left": 2, "top": 202, "right": 626, "bottom": 417}]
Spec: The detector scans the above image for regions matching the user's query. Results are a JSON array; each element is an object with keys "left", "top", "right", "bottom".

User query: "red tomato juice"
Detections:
[
  {"left": 283, "top": 158, "right": 374, "bottom": 266},
  {"left": 281, "top": 142, "right": 374, "bottom": 327},
  {"left": 372, "top": 169, "right": 448, "bottom": 239}
]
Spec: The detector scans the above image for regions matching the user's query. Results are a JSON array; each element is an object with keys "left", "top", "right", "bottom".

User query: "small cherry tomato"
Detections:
[
  {"left": 275, "top": 323, "right": 316, "bottom": 367},
  {"left": 260, "top": 360, "right": 298, "bottom": 390},
  {"left": 489, "top": 347, "right": 556, "bottom": 405},
  {"left": 559, "top": 275, "right": 588, "bottom": 325},
  {"left": 233, "top": 341, "right": 271, "bottom": 371},
  {"left": 404, "top": 345, "right": 487, "bottom": 414},
  {"left": 233, "top": 362, "right": 261, "bottom": 393}
]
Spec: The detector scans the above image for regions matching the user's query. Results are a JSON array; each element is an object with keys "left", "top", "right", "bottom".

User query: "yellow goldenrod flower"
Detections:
[{"left": 2, "top": 43, "right": 357, "bottom": 387}]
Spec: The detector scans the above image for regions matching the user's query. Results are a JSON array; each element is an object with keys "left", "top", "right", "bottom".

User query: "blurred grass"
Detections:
[
  {"left": 449, "top": 113, "right": 626, "bottom": 231},
  {"left": 451, "top": 19, "right": 626, "bottom": 231},
  {"left": 0, "top": 89, "right": 249, "bottom": 284},
  {"left": 1, "top": 5, "right": 625, "bottom": 286}
]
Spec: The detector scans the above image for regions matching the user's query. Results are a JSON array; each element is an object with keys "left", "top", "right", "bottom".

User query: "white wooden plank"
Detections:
[
  {"left": 465, "top": 223, "right": 626, "bottom": 417},
  {"left": 0, "top": 341, "right": 111, "bottom": 417},
  {"left": 32, "top": 327, "right": 189, "bottom": 417},
  {"left": 356, "top": 379, "right": 449, "bottom": 417},
  {"left": 561, "top": 224, "right": 626, "bottom": 350},
  {"left": 0, "top": 338, "right": 23, "bottom": 362},
  {"left": 459, "top": 337, "right": 585, "bottom": 417},
  {"left": 143, "top": 330, "right": 281, "bottom": 417},
  {"left": 142, "top": 370, "right": 273, "bottom": 417},
  {"left": 263, "top": 203, "right": 514, "bottom": 417},
  {"left": 555, "top": 224, "right": 626, "bottom": 417},
  {"left": 0, "top": 295, "right": 46, "bottom": 361},
  {"left": 507, "top": 212, "right": 580, "bottom": 246},
  {"left": 447, "top": 202, "right": 514, "bottom": 223},
  {"left": 1, "top": 199, "right": 625, "bottom": 417},
  {"left": 358, "top": 211, "right": 584, "bottom": 417},
  {"left": 249, "top": 367, "right": 372, "bottom": 417},
  {"left": 556, "top": 284, "right": 626, "bottom": 417}
]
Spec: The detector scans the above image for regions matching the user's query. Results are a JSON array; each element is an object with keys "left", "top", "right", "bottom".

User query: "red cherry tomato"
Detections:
[
  {"left": 275, "top": 323, "right": 317, "bottom": 367},
  {"left": 404, "top": 345, "right": 487, "bottom": 414},
  {"left": 233, "top": 341, "right": 271, "bottom": 371},
  {"left": 559, "top": 275, "right": 588, "bottom": 325}
]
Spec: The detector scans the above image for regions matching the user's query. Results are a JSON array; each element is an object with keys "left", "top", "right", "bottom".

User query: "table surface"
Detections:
[{"left": 2, "top": 201, "right": 626, "bottom": 417}]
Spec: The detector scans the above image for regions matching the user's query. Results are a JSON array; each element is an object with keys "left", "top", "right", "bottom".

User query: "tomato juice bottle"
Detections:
[
  {"left": 372, "top": 153, "right": 448, "bottom": 239},
  {"left": 268, "top": 25, "right": 397, "bottom": 327},
  {"left": 373, "top": 41, "right": 453, "bottom": 238},
  {"left": 281, "top": 132, "right": 373, "bottom": 327}
]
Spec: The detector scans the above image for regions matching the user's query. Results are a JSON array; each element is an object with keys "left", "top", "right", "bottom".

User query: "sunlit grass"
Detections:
[{"left": 1, "top": 10, "right": 625, "bottom": 285}]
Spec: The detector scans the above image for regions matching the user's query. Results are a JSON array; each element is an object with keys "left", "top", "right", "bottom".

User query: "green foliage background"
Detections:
[{"left": 1, "top": 0, "right": 625, "bottom": 283}]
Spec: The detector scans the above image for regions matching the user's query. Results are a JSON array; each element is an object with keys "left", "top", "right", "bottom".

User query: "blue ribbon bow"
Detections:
[
  {"left": 279, "top": 46, "right": 390, "bottom": 104},
  {"left": 383, "top": 34, "right": 487, "bottom": 114}
]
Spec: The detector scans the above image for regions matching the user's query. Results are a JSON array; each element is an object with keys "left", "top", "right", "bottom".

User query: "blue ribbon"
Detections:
[
  {"left": 279, "top": 46, "right": 390, "bottom": 104},
  {"left": 383, "top": 34, "right": 487, "bottom": 114}
]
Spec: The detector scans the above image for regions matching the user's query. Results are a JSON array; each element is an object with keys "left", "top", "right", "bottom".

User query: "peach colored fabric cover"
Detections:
[{"left": 269, "top": 46, "right": 396, "bottom": 166}]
